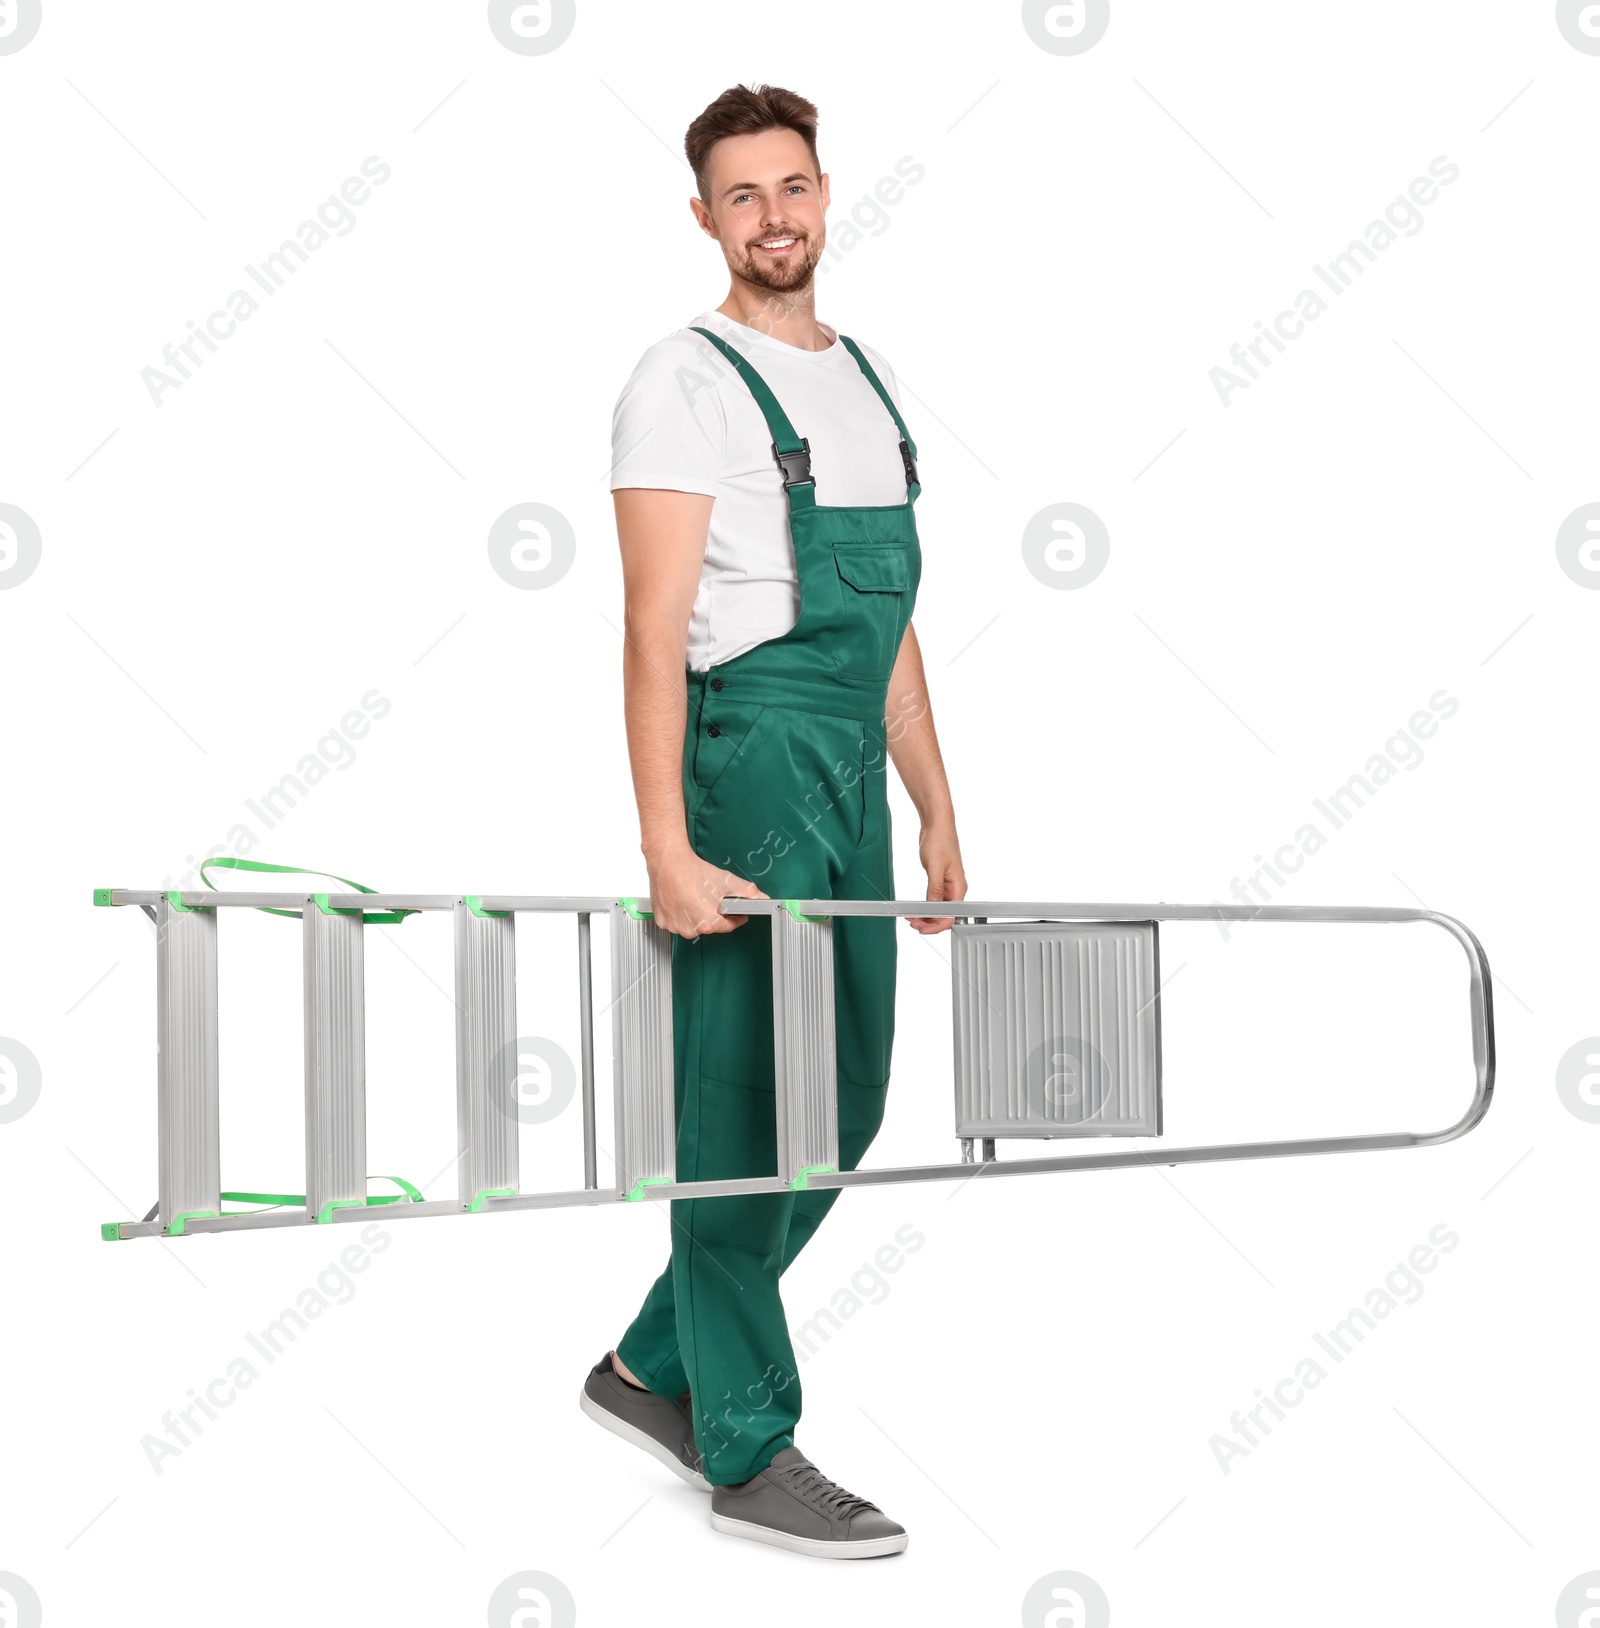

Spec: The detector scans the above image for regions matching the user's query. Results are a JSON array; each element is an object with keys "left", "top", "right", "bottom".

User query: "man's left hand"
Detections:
[{"left": 909, "top": 825, "right": 967, "bottom": 934}]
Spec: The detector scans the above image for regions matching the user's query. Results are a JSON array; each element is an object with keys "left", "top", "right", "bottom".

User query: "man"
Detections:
[{"left": 579, "top": 82, "right": 965, "bottom": 1560}]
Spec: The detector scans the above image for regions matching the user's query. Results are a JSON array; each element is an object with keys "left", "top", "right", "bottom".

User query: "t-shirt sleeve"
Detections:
[{"left": 608, "top": 333, "right": 727, "bottom": 495}]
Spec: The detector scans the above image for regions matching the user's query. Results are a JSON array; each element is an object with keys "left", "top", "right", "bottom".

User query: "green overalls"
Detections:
[{"left": 614, "top": 325, "right": 923, "bottom": 1486}]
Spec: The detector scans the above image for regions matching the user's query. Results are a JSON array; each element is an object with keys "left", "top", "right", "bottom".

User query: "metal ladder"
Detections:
[{"left": 91, "top": 888, "right": 1495, "bottom": 1242}]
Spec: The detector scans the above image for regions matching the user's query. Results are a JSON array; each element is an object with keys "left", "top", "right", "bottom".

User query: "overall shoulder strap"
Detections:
[
  {"left": 689, "top": 326, "right": 814, "bottom": 492},
  {"left": 838, "top": 335, "right": 919, "bottom": 485}
]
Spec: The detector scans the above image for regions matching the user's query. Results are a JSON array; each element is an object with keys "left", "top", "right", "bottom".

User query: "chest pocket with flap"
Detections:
[{"left": 831, "top": 544, "right": 910, "bottom": 681}]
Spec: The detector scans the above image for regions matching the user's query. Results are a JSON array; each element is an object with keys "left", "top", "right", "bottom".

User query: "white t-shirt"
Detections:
[{"left": 608, "top": 308, "right": 911, "bottom": 672}]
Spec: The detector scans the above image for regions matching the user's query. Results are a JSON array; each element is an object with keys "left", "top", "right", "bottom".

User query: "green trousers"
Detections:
[{"left": 615, "top": 684, "right": 898, "bottom": 1485}]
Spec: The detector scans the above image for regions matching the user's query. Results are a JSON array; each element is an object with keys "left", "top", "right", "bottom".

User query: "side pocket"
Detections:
[{"left": 689, "top": 701, "right": 775, "bottom": 806}]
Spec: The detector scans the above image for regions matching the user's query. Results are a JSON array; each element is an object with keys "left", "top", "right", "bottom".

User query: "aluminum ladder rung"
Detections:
[
  {"left": 156, "top": 896, "right": 220, "bottom": 1230},
  {"left": 609, "top": 903, "right": 676, "bottom": 1202},
  {"left": 303, "top": 898, "right": 367, "bottom": 1222},
  {"left": 454, "top": 898, "right": 519, "bottom": 1210},
  {"left": 771, "top": 906, "right": 839, "bottom": 1190}
]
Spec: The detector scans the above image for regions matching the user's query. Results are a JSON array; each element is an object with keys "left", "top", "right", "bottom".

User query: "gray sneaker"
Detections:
[
  {"left": 710, "top": 1445, "right": 908, "bottom": 1559},
  {"left": 579, "top": 1352, "right": 711, "bottom": 1492}
]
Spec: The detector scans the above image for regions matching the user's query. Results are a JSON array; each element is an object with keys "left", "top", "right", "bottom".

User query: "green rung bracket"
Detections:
[
  {"left": 165, "top": 892, "right": 213, "bottom": 914},
  {"left": 314, "top": 1198, "right": 368, "bottom": 1224},
  {"left": 310, "top": 892, "right": 365, "bottom": 918},
  {"left": 789, "top": 1163, "right": 836, "bottom": 1191},
  {"left": 93, "top": 888, "right": 115, "bottom": 908},
  {"left": 314, "top": 1177, "right": 424, "bottom": 1221},
  {"left": 164, "top": 1208, "right": 217, "bottom": 1236},
  {"left": 624, "top": 1175, "right": 672, "bottom": 1202},
  {"left": 466, "top": 1185, "right": 515, "bottom": 1213},
  {"left": 782, "top": 900, "right": 830, "bottom": 923},
  {"left": 308, "top": 894, "right": 410, "bottom": 926},
  {"left": 618, "top": 897, "right": 654, "bottom": 920},
  {"left": 463, "top": 896, "right": 510, "bottom": 918}
]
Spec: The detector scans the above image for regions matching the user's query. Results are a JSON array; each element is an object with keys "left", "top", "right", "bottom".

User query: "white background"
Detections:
[{"left": 1, "top": 1, "right": 1595, "bottom": 1623}]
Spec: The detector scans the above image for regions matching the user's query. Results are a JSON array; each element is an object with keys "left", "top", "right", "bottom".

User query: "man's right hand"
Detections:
[{"left": 645, "top": 844, "right": 768, "bottom": 939}]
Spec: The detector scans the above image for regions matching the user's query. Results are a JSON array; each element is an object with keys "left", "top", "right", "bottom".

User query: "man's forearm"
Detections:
[
  {"left": 884, "top": 622, "right": 957, "bottom": 829},
  {"left": 621, "top": 614, "right": 693, "bottom": 861}
]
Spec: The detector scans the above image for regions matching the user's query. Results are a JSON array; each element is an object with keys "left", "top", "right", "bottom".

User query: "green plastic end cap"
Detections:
[
  {"left": 618, "top": 897, "right": 654, "bottom": 921},
  {"left": 466, "top": 1185, "right": 516, "bottom": 1213},
  {"left": 93, "top": 888, "right": 115, "bottom": 908},
  {"left": 624, "top": 1176, "right": 672, "bottom": 1201},
  {"left": 101, "top": 1221, "right": 123, "bottom": 1241},
  {"left": 789, "top": 1164, "right": 837, "bottom": 1191},
  {"left": 782, "top": 900, "right": 829, "bottom": 923}
]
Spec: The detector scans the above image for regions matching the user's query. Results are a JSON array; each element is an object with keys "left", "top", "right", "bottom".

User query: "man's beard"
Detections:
[{"left": 734, "top": 231, "right": 821, "bottom": 294}]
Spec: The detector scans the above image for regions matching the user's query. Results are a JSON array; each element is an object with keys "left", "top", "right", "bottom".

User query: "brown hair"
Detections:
[{"left": 684, "top": 83, "right": 820, "bottom": 203}]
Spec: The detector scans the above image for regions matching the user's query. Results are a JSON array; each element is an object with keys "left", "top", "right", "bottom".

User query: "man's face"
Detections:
[{"left": 692, "top": 127, "right": 829, "bottom": 295}]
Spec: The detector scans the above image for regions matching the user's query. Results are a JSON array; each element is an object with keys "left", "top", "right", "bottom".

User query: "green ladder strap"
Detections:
[
  {"left": 199, "top": 856, "right": 416, "bottom": 924},
  {"left": 368, "top": 1174, "right": 424, "bottom": 1203},
  {"left": 688, "top": 326, "right": 807, "bottom": 456},
  {"left": 216, "top": 1176, "right": 425, "bottom": 1215},
  {"left": 837, "top": 334, "right": 918, "bottom": 460},
  {"left": 103, "top": 1176, "right": 425, "bottom": 1239},
  {"left": 689, "top": 326, "right": 916, "bottom": 494}
]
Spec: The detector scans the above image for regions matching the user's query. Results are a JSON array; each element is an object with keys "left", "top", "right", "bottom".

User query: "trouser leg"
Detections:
[
  {"left": 614, "top": 707, "right": 898, "bottom": 1482},
  {"left": 613, "top": 1263, "right": 687, "bottom": 1400},
  {"left": 777, "top": 810, "right": 897, "bottom": 1267},
  {"left": 666, "top": 912, "right": 804, "bottom": 1484}
]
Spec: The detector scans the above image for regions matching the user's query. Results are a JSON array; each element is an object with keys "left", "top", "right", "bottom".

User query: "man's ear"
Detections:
[
  {"left": 688, "top": 196, "right": 717, "bottom": 238},
  {"left": 819, "top": 171, "right": 829, "bottom": 212}
]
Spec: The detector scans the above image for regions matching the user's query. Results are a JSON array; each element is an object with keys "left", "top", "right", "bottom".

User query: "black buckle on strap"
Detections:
[
  {"left": 772, "top": 438, "right": 813, "bottom": 489},
  {"left": 899, "top": 439, "right": 919, "bottom": 487}
]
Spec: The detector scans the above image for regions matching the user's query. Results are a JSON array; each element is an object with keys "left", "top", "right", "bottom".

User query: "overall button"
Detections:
[
  {"left": 710, "top": 678, "right": 724, "bottom": 691},
  {"left": 707, "top": 724, "right": 722, "bottom": 737}
]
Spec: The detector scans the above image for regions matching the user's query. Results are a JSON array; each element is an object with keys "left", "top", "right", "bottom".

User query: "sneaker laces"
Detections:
[{"left": 776, "top": 1458, "right": 879, "bottom": 1520}]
